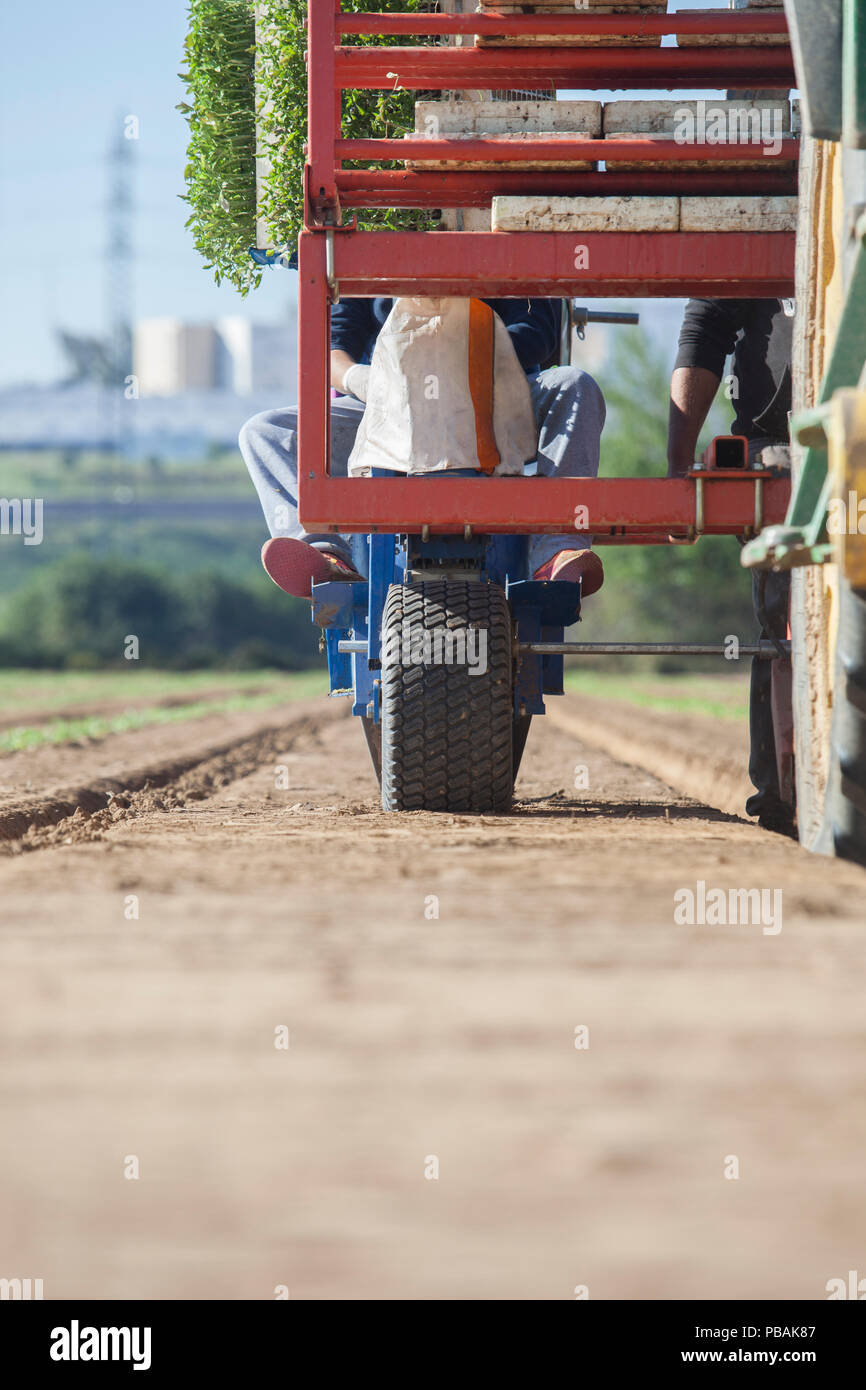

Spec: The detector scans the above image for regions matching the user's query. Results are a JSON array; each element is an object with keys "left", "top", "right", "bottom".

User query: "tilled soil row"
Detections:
[
  {"left": 0, "top": 686, "right": 752, "bottom": 849},
  {"left": 2, "top": 702, "right": 865, "bottom": 1300},
  {"left": 549, "top": 692, "right": 754, "bottom": 819},
  {"left": 0, "top": 707, "right": 338, "bottom": 850}
]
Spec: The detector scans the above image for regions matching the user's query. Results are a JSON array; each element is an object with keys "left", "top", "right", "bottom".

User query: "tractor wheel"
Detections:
[
  {"left": 824, "top": 580, "right": 866, "bottom": 862},
  {"left": 787, "top": 131, "right": 866, "bottom": 864},
  {"left": 794, "top": 571, "right": 866, "bottom": 864},
  {"left": 380, "top": 580, "right": 513, "bottom": 812},
  {"left": 795, "top": 569, "right": 866, "bottom": 861}
]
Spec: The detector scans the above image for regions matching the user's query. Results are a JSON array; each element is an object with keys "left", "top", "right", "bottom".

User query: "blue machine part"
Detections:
[
  {"left": 507, "top": 579, "right": 582, "bottom": 716},
  {"left": 311, "top": 533, "right": 581, "bottom": 723}
]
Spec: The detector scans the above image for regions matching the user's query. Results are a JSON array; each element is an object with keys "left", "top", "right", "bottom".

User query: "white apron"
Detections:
[{"left": 347, "top": 296, "right": 538, "bottom": 477}]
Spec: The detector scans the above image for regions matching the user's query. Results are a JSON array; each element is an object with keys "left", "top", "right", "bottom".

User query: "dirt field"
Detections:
[{"left": 1, "top": 684, "right": 865, "bottom": 1301}]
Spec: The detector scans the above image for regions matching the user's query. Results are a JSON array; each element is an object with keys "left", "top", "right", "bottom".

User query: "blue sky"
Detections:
[
  {"left": 0, "top": 0, "right": 751, "bottom": 387},
  {"left": 0, "top": 0, "right": 295, "bottom": 387}
]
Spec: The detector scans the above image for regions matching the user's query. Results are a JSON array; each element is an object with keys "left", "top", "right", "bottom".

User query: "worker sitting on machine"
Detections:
[
  {"left": 667, "top": 296, "right": 794, "bottom": 836},
  {"left": 239, "top": 294, "right": 606, "bottom": 599}
]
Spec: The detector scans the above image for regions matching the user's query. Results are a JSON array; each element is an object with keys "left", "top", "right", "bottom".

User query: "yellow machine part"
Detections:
[{"left": 801, "top": 142, "right": 845, "bottom": 683}]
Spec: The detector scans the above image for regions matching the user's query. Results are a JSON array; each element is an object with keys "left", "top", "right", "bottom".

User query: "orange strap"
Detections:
[{"left": 467, "top": 298, "right": 500, "bottom": 475}]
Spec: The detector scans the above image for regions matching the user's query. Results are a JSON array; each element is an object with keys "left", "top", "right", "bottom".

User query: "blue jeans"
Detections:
[{"left": 238, "top": 365, "right": 605, "bottom": 574}]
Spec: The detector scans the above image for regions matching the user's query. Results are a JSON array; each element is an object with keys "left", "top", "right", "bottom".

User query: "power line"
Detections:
[{"left": 105, "top": 116, "right": 136, "bottom": 449}]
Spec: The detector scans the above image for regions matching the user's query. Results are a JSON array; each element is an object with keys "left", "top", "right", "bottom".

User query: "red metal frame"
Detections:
[
  {"left": 317, "top": 229, "right": 795, "bottom": 299},
  {"left": 298, "top": 4, "right": 795, "bottom": 539},
  {"left": 336, "top": 47, "right": 796, "bottom": 93},
  {"left": 336, "top": 13, "right": 790, "bottom": 39},
  {"left": 299, "top": 474, "right": 791, "bottom": 541},
  {"left": 337, "top": 169, "right": 799, "bottom": 207},
  {"left": 341, "top": 137, "right": 800, "bottom": 164}
]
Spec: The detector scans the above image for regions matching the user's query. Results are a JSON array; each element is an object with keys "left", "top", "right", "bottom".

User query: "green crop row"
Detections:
[{"left": 180, "top": 0, "right": 434, "bottom": 294}]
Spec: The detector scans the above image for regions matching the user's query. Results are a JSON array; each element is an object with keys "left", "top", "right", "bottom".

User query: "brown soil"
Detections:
[{"left": 0, "top": 693, "right": 864, "bottom": 1300}]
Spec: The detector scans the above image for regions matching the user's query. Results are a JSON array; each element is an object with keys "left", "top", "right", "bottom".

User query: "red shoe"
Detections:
[
  {"left": 533, "top": 548, "right": 604, "bottom": 597},
  {"left": 261, "top": 537, "right": 362, "bottom": 599}
]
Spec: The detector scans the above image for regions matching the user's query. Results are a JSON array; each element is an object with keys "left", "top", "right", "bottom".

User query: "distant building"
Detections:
[
  {"left": 216, "top": 318, "right": 295, "bottom": 396},
  {"left": 133, "top": 320, "right": 220, "bottom": 395},
  {"left": 133, "top": 317, "right": 295, "bottom": 398}
]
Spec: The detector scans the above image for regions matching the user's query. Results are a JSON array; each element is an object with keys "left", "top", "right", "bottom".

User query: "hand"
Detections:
[{"left": 343, "top": 363, "right": 370, "bottom": 403}]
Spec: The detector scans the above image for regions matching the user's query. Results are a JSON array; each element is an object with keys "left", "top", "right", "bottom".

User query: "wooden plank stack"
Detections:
[
  {"left": 603, "top": 99, "right": 795, "bottom": 171},
  {"left": 410, "top": 2, "right": 795, "bottom": 234},
  {"left": 475, "top": 0, "right": 665, "bottom": 48}
]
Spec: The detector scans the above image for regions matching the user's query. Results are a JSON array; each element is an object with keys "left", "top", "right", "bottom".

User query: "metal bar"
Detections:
[
  {"left": 336, "top": 639, "right": 791, "bottom": 658},
  {"left": 340, "top": 137, "right": 800, "bottom": 164},
  {"left": 296, "top": 232, "right": 331, "bottom": 533},
  {"left": 307, "top": 0, "right": 339, "bottom": 222},
  {"left": 366, "top": 534, "right": 391, "bottom": 664},
  {"left": 519, "top": 641, "right": 791, "bottom": 657},
  {"left": 300, "top": 474, "right": 791, "bottom": 536},
  {"left": 335, "top": 46, "right": 797, "bottom": 91},
  {"left": 336, "top": 168, "right": 799, "bottom": 208},
  {"left": 561, "top": 298, "right": 573, "bottom": 367},
  {"left": 581, "top": 310, "right": 640, "bottom": 326},
  {"left": 314, "top": 229, "right": 795, "bottom": 300},
  {"left": 336, "top": 12, "right": 789, "bottom": 37}
]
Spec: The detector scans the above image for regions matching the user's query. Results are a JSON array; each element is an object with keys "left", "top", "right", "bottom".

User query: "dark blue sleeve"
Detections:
[
  {"left": 330, "top": 297, "right": 377, "bottom": 360},
  {"left": 674, "top": 298, "right": 748, "bottom": 379},
  {"left": 488, "top": 298, "right": 561, "bottom": 372}
]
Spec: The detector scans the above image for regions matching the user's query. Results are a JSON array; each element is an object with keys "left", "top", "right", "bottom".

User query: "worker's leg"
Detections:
[
  {"left": 746, "top": 568, "right": 794, "bottom": 829},
  {"left": 744, "top": 438, "right": 794, "bottom": 830},
  {"left": 525, "top": 365, "right": 606, "bottom": 575},
  {"left": 238, "top": 399, "right": 364, "bottom": 565}
]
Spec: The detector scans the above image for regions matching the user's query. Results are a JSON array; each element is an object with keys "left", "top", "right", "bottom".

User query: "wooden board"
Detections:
[
  {"left": 405, "top": 131, "right": 598, "bottom": 171},
  {"left": 676, "top": 8, "right": 787, "bottom": 45},
  {"left": 476, "top": 1, "right": 666, "bottom": 46},
  {"left": 415, "top": 99, "right": 602, "bottom": 137},
  {"left": 602, "top": 98, "right": 793, "bottom": 171},
  {"left": 601, "top": 98, "right": 791, "bottom": 134},
  {"left": 479, "top": 0, "right": 666, "bottom": 8},
  {"left": 409, "top": 99, "right": 601, "bottom": 171},
  {"left": 492, "top": 194, "right": 680, "bottom": 231},
  {"left": 679, "top": 195, "right": 798, "bottom": 230},
  {"left": 491, "top": 193, "right": 797, "bottom": 231}
]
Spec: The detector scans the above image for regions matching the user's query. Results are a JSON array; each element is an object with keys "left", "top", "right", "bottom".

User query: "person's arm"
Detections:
[
  {"left": 667, "top": 366, "right": 722, "bottom": 477},
  {"left": 667, "top": 299, "right": 743, "bottom": 477},
  {"left": 331, "top": 349, "right": 370, "bottom": 401},
  {"left": 330, "top": 299, "right": 377, "bottom": 397},
  {"left": 330, "top": 349, "right": 359, "bottom": 394}
]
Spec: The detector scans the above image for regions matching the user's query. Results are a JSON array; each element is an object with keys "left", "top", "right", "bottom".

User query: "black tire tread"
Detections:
[
  {"left": 381, "top": 580, "right": 513, "bottom": 813},
  {"left": 826, "top": 581, "right": 866, "bottom": 864}
]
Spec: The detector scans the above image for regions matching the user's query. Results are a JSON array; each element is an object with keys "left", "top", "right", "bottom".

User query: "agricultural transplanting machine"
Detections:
[
  {"left": 296, "top": 1, "right": 795, "bottom": 814},
  {"left": 216, "top": 1, "right": 866, "bottom": 863}
]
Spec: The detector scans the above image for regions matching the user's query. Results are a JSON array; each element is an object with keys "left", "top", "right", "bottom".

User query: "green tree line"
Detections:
[{"left": 0, "top": 555, "right": 320, "bottom": 670}]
